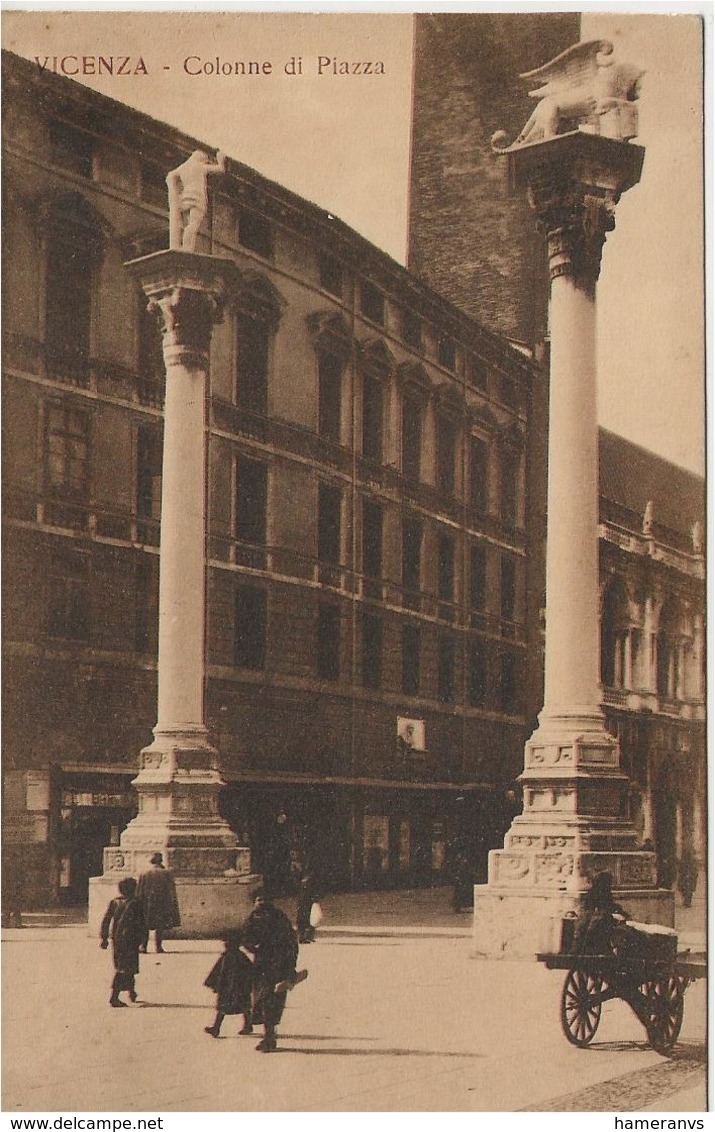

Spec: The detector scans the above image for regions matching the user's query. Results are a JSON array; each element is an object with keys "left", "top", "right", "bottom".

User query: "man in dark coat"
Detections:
[
  {"left": 137, "top": 852, "right": 181, "bottom": 953},
  {"left": 100, "top": 876, "right": 145, "bottom": 1007},
  {"left": 240, "top": 886, "right": 307, "bottom": 1052}
]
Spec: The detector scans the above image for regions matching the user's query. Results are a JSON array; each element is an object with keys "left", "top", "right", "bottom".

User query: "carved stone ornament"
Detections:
[
  {"left": 148, "top": 286, "right": 223, "bottom": 355},
  {"left": 491, "top": 40, "right": 643, "bottom": 151},
  {"left": 526, "top": 173, "right": 618, "bottom": 288}
]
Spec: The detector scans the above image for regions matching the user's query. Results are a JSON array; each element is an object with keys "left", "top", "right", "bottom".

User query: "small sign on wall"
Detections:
[{"left": 397, "top": 717, "right": 425, "bottom": 751}]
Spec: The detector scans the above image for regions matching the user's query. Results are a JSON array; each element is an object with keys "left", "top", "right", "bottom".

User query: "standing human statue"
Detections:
[
  {"left": 166, "top": 149, "right": 226, "bottom": 251},
  {"left": 137, "top": 852, "right": 181, "bottom": 953}
]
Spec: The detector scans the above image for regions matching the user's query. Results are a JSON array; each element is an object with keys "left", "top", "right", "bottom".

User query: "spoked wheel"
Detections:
[
  {"left": 560, "top": 967, "right": 606, "bottom": 1047},
  {"left": 643, "top": 975, "right": 684, "bottom": 1055}
]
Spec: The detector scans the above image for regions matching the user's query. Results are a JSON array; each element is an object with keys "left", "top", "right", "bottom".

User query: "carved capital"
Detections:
[
  {"left": 527, "top": 172, "right": 618, "bottom": 289},
  {"left": 147, "top": 286, "right": 224, "bottom": 362}
]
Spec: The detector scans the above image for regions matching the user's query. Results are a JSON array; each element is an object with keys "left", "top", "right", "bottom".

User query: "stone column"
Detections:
[
  {"left": 474, "top": 133, "right": 673, "bottom": 958},
  {"left": 89, "top": 250, "right": 259, "bottom": 934}
]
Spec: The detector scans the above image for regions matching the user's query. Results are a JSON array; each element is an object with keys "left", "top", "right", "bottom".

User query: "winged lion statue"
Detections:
[{"left": 492, "top": 39, "right": 644, "bottom": 152}]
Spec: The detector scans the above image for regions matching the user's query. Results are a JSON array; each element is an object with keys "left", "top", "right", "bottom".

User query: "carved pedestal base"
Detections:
[
  {"left": 472, "top": 885, "right": 674, "bottom": 960},
  {"left": 87, "top": 730, "right": 261, "bottom": 935},
  {"left": 88, "top": 872, "right": 260, "bottom": 938}
]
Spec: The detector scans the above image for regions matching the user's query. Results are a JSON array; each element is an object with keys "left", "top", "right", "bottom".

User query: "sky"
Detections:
[{"left": 2, "top": 5, "right": 706, "bottom": 476}]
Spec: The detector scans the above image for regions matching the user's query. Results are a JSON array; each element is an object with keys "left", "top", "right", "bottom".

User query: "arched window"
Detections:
[{"left": 657, "top": 602, "right": 681, "bottom": 701}]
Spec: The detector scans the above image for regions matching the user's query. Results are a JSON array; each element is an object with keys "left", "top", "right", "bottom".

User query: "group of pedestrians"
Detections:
[{"left": 100, "top": 854, "right": 311, "bottom": 1054}]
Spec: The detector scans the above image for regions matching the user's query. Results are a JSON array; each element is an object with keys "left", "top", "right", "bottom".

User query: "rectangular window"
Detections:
[
  {"left": 402, "top": 624, "right": 421, "bottom": 697},
  {"left": 436, "top": 416, "right": 456, "bottom": 496},
  {"left": 469, "top": 436, "right": 488, "bottom": 516},
  {"left": 50, "top": 121, "right": 93, "bottom": 178},
  {"left": 317, "top": 603, "right": 341, "bottom": 681},
  {"left": 501, "top": 451, "right": 519, "bottom": 527},
  {"left": 236, "top": 314, "right": 269, "bottom": 416},
  {"left": 501, "top": 556, "right": 517, "bottom": 623},
  {"left": 45, "top": 404, "right": 89, "bottom": 499},
  {"left": 362, "top": 372, "right": 383, "bottom": 462},
  {"left": 318, "top": 482, "right": 342, "bottom": 566},
  {"left": 360, "top": 281, "right": 384, "bottom": 325},
  {"left": 47, "top": 551, "right": 89, "bottom": 641},
  {"left": 136, "top": 424, "right": 162, "bottom": 520},
  {"left": 437, "top": 335, "right": 456, "bottom": 371},
  {"left": 401, "top": 391, "right": 422, "bottom": 482},
  {"left": 46, "top": 236, "right": 92, "bottom": 382},
  {"left": 468, "top": 355, "right": 487, "bottom": 390},
  {"left": 438, "top": 533, "right": 455, "bottom": 606},
  {"left": 319, "top": 254, "right": 343, "bottom": 297},
  {"left": 437, "top": 635, "right": 455, "bottom": 703},
  {"left": 500, "top": 650, "right": 521, "bottom": 713},
  {"left": 500, "top": 375, "right": 519, "bottom": 408},
  {"left": 318, "top": 352, "right": 342, "bottom": 443},
  {"left": 402, "top": 310, "right": 422, "bottom": 349},
  {"left": 470, "top": 544, "right": 487, "bottom": 619},
  {"left": 140, "top": 163, "right": 168, "bottom": 208},
  {"left": 402, "top": 515, "right": 422, "bottom": 610},
  {"left": 238, "top": 208, "right": 273, "bottom": 258},
  {"left": 467, "top": 640, "right": 487, "bottom": 708},
  {"left": 234, "top": 585, "right": 267, "bottom": 670},
  {"left": 361, "top": 609, "right": 382, "bottom": 689},
  {"left": 235, "top": 456, "right": 267, "bottom": 545},
  {"left": 362, "top": 499, "right": 383, "bottom": 599}
]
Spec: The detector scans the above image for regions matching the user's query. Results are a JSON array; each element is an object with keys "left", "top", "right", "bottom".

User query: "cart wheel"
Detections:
[
  {"left": 560, "top": 967, "right": 605, "bottom": 1047},
  {"left": 644, "top": 975, "right": 684, "bottom": 1055}
]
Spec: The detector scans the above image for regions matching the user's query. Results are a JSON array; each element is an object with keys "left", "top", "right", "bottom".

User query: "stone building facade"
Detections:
[{"left": 2, "top": 51, "right": 539, "bottom": 908}]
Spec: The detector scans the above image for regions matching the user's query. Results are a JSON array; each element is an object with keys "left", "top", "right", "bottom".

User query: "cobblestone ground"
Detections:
[{"left": 2, "top": 890, "right": 707, "bottom": 1113}]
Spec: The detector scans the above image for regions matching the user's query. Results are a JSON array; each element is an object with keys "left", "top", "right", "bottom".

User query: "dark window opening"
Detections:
[
  {"left": 402, "top": 310, "right": 422, "bottom": 349},
  {"left": 402, "top": 392, "right": 422, "bottom": 482},
  {"left": 360, "top": 281, "right": 384, "bottom": 325},
  {"left": 46, "top": 235, "right": 92, "bottom": 382},
  {"left": 50, "top": 122, "right": 93, "bottom": 178},
  {"left": 317, "top": 603, "right": 341, "bottom": 680},
  {"left": 235, "top": 585, "right": 267, "bottom": 670},
  {"left": 362, "top": 498, "right": 383, "bottom": 599},
  {"left": 238, "top": 208, "right": 273, "bottom": 258},
  {"left": 141, "top": 163, "right": 168, "bottom": 209},
  {"left": 236, "top": 314, "right": 269, "bottom": 416},
  {"left": 402, "top": 516, "right": 422, "bottom": 609},
  {"left": 135, "top": 557, "right": 158, "bottom": 655},
  {"left": 467, "top": 640, "right": 487, "bottom": 708},
  {"left": 318, "top": 352, "right": 343, "bottom": 443},
  {"left": 362, "top": 372, "right": 383, "bottom": 462},
  {"left": 136, "top": 424, "right": 162, "bottom": 520},
  {"left": 470, "top": 544, "right": 487, "bottom": 614},
  {"left": 436, "top": 416, "right": 456, "bottom": 496},
  {"left": 362, "top": 610, "right": 382, "bottom": 689},
  {"left": 501, "top": 557, "right": 517, "bottom": 623},
  {"left": 500, "top": 651, "right": 521, "bottom": 713},
  {"left": 47, "top": 552, "right": 90, "bottom": 641},
  {"left": 437, "top": 335, "right": 456, "bottom": 371},
  {"left": 501, "top": 452, "right": 519, "bottom": 527},
  {"left": 469, "top": 355, "right": 487, "bottom": 390},
  {"left": 470, "top": 436, "right": 489, "bottom": 516},
  {"left": 318, "top": 482, "right": 342, "bottom": 566},
  {"left": 319, "top": 254, "right": 343, "bottom": 297},
  {"left": 402, "top": 624, "right": 421, "bottom": 697},
  {"left": 437, "top": 635, "right": 455, "bottom": 703},
  {"left": 235, "top": 456, "right": 267, "bottom": 546},
  {"left": 438, "top": 533, "right": 455, "bottom": 605},
  {"left": 138, "top": 299, "right": 165, "bottom": 406}
]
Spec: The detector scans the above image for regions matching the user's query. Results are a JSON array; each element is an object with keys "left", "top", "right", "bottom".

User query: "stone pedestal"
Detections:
[
  {"left": 88, "top": 251, "right": 259, "bottom": 935},
  {"left": 474, "top": 132, "right": 673, "bottom": 957}
]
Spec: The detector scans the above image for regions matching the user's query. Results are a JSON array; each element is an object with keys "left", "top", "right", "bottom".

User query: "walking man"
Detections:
[
  {"left": 241, "top": 886, "right": 307, "bottom": 1053},
  {"left": 137, "top": 852, "right": 181, "bottom": 953}
]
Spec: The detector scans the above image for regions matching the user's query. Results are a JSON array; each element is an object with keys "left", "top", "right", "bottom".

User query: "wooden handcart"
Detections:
[{"left": 537, "top": 950, "right": 707, "bottom": 1055}]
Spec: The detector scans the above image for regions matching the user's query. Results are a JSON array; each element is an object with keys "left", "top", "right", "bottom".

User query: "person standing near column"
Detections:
[{"left": 137, "top": 852, "right": 181, "bottom": 953}]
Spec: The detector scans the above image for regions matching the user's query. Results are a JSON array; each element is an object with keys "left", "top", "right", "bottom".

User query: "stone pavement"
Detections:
[{"left": 1, "top": 888, "right": 707, "bottom": 1113}]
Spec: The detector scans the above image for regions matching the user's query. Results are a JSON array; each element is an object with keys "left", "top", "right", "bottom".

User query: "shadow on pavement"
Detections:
[{"left": 273, "top": 1046, "right": 484, "bottom": 1058}]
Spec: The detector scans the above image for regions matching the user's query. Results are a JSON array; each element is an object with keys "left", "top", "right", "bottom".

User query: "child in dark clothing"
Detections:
[{"left": 203, "top": 932, "right": 255, "bottom": 1038}]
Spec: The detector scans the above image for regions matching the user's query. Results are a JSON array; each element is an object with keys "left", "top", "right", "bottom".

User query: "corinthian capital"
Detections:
[
  {"left": 148, "top": 286, "right": 224, "bottom": 362},
  {"left": 527, "top": 172, "right": 618, "bottom": 289}
]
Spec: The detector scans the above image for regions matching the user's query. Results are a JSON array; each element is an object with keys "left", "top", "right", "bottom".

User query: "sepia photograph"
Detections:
[{"left": 0, "top": 3, "right": 708, "bottom": 1118}]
